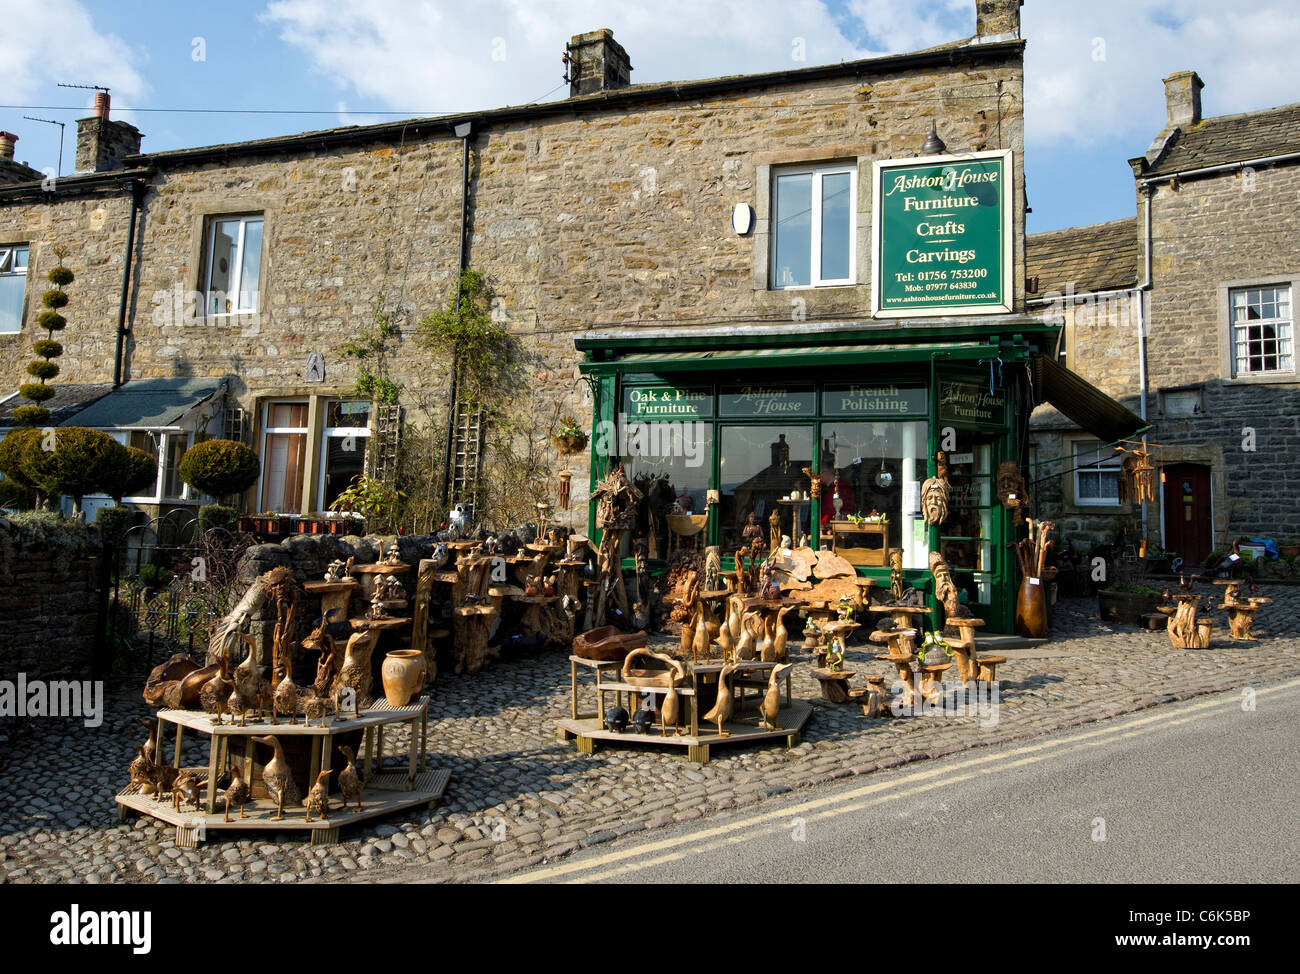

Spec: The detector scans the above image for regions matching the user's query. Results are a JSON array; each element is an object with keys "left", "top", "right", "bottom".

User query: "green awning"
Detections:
[
  {"left": 581, "top": 341, "right": 1002, "bottom": 374},
  {"left": 60, "top": 377, "right": 226, "bottom": 429},
  {"left": 1033, "top": 355, "right": 1148, "bottom": 443}
]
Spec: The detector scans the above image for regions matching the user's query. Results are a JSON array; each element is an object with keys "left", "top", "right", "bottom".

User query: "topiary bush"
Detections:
[
  {"left": 99, "top": 443, "right": 158, "bottom": 502},
  {"left": 178, "top": 439, "right": 260, "bottom": 506},
  {"left": 13, "top": 246, "right": 75, "bottom": 425},
  {"left": 199, "top": 503, "right": 239, "bottom": 534},
  {"left": 18, "top": 426, "right": 121, "bottom": 513},
  {"left": 95, "top": 504, "right": 135, "bottom": 548}
]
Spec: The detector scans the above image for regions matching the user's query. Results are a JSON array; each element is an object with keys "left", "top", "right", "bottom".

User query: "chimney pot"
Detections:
[
  {"left": 975, "top": 0, "right": 1023, "bottom": 38},
  {"left": 94, "top": 90, "right": 110, "bottom": 119},
  {"left": 1163, "top": 70, "right": 1203, "bottom": 128},
  {"left": 0, "top": 131, "right": 15, "bottom": 161},
  {"left": 566, "top": 29, "right": 632, "bottom": 97}
]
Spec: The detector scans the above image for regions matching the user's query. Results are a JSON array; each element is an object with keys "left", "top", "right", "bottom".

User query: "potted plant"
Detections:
[
  {"left": 551, "top": 415, "right": 589, "bottom": 455},
  {"left": 1279, "top": 540, "right": 1300, "bottom": 558},
  {"left": 329, "top": 475, "right": 403, "bottom": 535}
]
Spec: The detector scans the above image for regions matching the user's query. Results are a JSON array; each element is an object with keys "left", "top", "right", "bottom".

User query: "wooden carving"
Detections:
[{"left": 996, "top": 461, "right": 1030, "bottom": 526}]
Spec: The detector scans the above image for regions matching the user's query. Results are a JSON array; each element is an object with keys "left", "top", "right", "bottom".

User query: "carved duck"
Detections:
[
  {"left": 660, "top": 672, "right": 682, "bottom": 738},
  {"left": 757, "top": 614, "right": 776, "bottom": 662},
  {"left": 715, "top": 620, "right": 736, "bottom": 663},
  {"left": 303, "top": 683, "right": 331, "bottom": 728},
  {"left": 200, "top": 649, "right": 234, "bottom": 724},
  {"left": 691, "top": 605, "right": 710, "bottom": 662},
  {"left": 772, "top": 605, "right": 792, "bottom": 662},
  {"left": 252, "top": 735, "right": 300, "bottom": 821},
  {"left": 171, "top": 769, "right": 208, "bottom": 812},
  {"left": 702, "top": 662, "right": 737, "bottom": 738},
  {"left": 142, "top": 756, "right": 180, "bottom": 802},
  {"left": 231, "top": 632, "right": 267, "bottom": 725},
  {"left": 138, "top": 717, "right": 157, "bottom": 755},
  {"left": 735, "top": 611, "right": 760, "bottom": 661},
  {"left": 338, "top": 745, "right": 363, "bottom": 813},
  {"left": 129, "top": 744, "right": 155, "bottom": 795},
  {"left": 758, "top": 662, "right": 793, "bottom": 731},
  {"left": 224, "top": 763, "right": 251, "bottom": 822},
  {"left": 304, "top": 769, "right": 332, "bottom": 823},
  {"left": 271, "top": 648, "right": 301, "bottom": 725}
]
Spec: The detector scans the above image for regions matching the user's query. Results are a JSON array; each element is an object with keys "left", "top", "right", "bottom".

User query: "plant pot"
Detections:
[
  {"left": 380, "top": 649, "right": 427, "bottom": 707},
  {"left": 551, "top": 433, "right": 588, "bottom": 456},
  {"left": 1097, "top": 589, "right": 1164, "bottom": 626},
  {"left": 1279, "top": 545, "right": 1300, "bottom": 558},
  {"left": 1015, "top": 577, "right": 1048, "bottom": 638}
]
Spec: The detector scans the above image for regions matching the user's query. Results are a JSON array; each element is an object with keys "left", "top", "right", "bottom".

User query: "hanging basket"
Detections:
[{"left": 551, "top": 432, "right": 589, "bottom": 455}]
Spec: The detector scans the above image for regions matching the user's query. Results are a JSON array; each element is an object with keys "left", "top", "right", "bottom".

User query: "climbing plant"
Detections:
[
  {"left": 417, "top": 269, "right": 518, "bottom": 409},
  {"left": 14, "top": 244, "right": 73, "bottom": 426},
  {"left": 341, "top": 294, "right": 401, "bottom": 406}
]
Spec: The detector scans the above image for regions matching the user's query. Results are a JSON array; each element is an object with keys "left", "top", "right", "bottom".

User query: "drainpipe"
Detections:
[
  {"left": 440, "top": 121, "right": 474, "bottom": 506},
  {"left": 113, "top": 179, "right": 145, "bottom": 387},
  {"left": 1138, "top": 184, "right": 1153, "bottom": 544}
]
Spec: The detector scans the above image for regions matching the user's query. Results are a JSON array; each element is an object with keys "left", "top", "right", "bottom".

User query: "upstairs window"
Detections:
[
  {"left": 1073, "top": 439, "right": 1123, "bottom": 506},
  {"left": 0, "top": 244, "right": 29, "bottom": 333},
  {"left": 772, "top": 164, "right": 856, "bottom": 288},
  {"left": 1231, "top": 285, "right": 1292, "bottom": 375},
  {"left": 201, "top": 215, "right": 263, "bottom": 316}
]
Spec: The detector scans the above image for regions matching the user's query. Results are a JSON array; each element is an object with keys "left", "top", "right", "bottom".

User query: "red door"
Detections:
[{"left": 1162, "top": 464, "right": 1213, "bottom": 566}]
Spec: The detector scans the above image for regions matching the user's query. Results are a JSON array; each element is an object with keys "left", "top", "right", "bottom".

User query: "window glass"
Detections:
[
  {"left": 719, "top": 425, "right": 813, "bottom": 550},
  {"left": 620, "top": 422, "right": 713, "bottom": 560},
  {"left": 320, "top": 401, "right": 372, "bottom": 510},
  {"left": 126, "top": 431, "right": 161, "bottom": 499},
  {"left": 773, "top": 173, "right": 811, "bottom": 288},
  {"left": 1231, "top": 285, "right": 1293, "bottom": 374},
  {"left": 1073, "top": 439, "right": 1121, "bottom": 505},
  {"left": 204, "top": 215, "right": 263, "bottom": 315},
  {"left": 163, "top": 434, "right": 189, "bottom": 499},
  {"left": 261, "top": 401, "right": 308, "bottom": 513},
  {"left": 268, "top": 402, "right": 308, "bottom": 428},
  {"left": 0, "top": 244, "right": 29, "bottom": 334},
  {"left": 820, "top": 172, "right": 852, "bottom": 281},
  {"left": 239, "top": 219, "right": 263, "bottom": 308},
  {"left": 939, "top": 435, "right": 996, "bottom": 605},
  {"left": 820, "top": 421, "right": 928, "bottom": 569}
]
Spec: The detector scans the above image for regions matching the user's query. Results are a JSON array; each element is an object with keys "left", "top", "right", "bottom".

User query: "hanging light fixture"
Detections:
[{"left": 921, "top": 120, "right": 946, "bottom": 155}]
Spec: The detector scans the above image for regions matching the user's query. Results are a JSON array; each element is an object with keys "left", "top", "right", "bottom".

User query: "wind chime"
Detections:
[{"left": 1114, "top": 441, "right": 1157, "bottom": 505}]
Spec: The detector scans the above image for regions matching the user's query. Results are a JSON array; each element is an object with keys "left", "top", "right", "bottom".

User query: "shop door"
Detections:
[{"left": 1162, "top": 464, "right": 1212, "bottom": 565}]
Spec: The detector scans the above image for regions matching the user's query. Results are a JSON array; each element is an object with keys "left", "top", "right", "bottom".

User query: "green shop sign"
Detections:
[
  {"left": 871, "top": 149, "right": 1013, "bottom": 317},
  {"left": 937, "top": 380, "right": 1006, "bottom": 426},
  {"left": 718, "top": 385, "right": 816, "bottom": 417},
  {"left": 822, "top": 383, "right": 927, "bottom": 417},
  {"left": 622, "top": 385, "right": 713, "bottom": 420}
]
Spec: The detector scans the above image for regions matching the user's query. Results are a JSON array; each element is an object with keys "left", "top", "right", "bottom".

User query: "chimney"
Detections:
[
  {"left": 975, "top": 0, "right": 1023, "bottom": 39},
  {"left": 0, "top": 131, "right": 41, "bottom": 185},
  {"left": 0, "top": 131, "right": 15, "bottom": 161},
  {"left": 1163, "top": 70, "right": 1204, "bottom": 128},
  {"left": 75, "top": 95, "right": 143, "bottom": 172},
  {"left": 566, "top": 29, "right": 632, "bottom": 97}
]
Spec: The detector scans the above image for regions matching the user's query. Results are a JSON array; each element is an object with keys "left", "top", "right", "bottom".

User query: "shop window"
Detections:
[
  {"left": 319, "top": 400, "right": 371, "bottom": 510},
  {"left": 719, "top": 425, "right": 814, "bottom": 549},
  {"left": 201, "top": 215, "right": 263, "bottom": 316},
  {"left": 938, "top": 437, "right": 996, "bottom": 605},
  {"left": 820, "top": 421, "right": 928, "bottom": 570},
  {"left": 1230, "top": 285, "right": 1292, "bottom": 375},
  {"left": 772, "top": 164, "right": 855, "bottom": 288},
  {"left": 0, "top": 244, "right": 29, "bottom": 334},
  {"left": 1073, "top": 439, "right": 1122, "bottom": 506},
  {"left": 260, "top": 401, "right": 308, "bottom": 513},
  {"left": 619, "top": 422, "right": 713, "bottom": 560}
]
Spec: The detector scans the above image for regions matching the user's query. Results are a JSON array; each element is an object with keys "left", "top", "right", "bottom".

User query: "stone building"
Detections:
[
  {"left": 3, "top": 0, "right": 1150, "bottom": 631},
  {"left": 1027, "top": 72, "right": 1300, "bottom": 565}
]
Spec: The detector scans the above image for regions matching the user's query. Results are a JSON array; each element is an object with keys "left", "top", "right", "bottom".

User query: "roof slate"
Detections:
[
  {"left": 1025, "top": 217, "right": 1138, "bottom": 296},
  {"left": 0, "top": 383, "right": 115, "bottom": 428},
  {"left": 1144, "top": 102, "right": 1300, "bottom": 176}
]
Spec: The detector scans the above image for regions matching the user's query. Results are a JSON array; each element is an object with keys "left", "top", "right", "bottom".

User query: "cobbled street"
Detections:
[{"left": 2, "top": 587, "right": 1296, "bottom": 884}]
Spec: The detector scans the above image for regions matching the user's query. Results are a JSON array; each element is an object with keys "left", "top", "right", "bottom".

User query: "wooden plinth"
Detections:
[
  {"left": 556, "top": 699, "right": 811, "bottom": 764},
  {"left": 812, "top": 667, "right": 856, "bottom": 703}
]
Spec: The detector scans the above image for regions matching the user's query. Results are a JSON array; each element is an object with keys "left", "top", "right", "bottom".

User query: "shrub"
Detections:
[
  {"left": 178, "top": 439, "right": 260, "bottom": 504},
  {"left": 99, "top": 444, "right": 158, "bottom": 502},
  {"left": 19, "top": 426, "right": 120, "bottom": 511},
  {"left": 95, "top": 505, "right": 134, "bottom": 547},
  {"left": 15, "top": 251, "right": 74, "bottom": 426},
  {"left": 32, "top": 339, "right": 62, "bottom": 358},
  {"left": 199, "top": 503, "right": 239, "bottom": 534},
  {"left": 10, "top": 405, "right": 50, "bottom": 426},
  {"left": 26, "top": 361, "right": 59, "bottom": 380},
  {"left": 0, "top": 428, "right": 41, "bottom": 490},
  {"left": 18, "top": 382, "right": 55, "bottom": 402},
  {"left": 42, "top": 289, "right": 68, "bottom": 309}
]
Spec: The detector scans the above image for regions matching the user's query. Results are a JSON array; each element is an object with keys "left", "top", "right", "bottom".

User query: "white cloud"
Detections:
[
  {"left": 1024, "top": 1, "right": 1300, "bottom": 148},
  {"left": 0, "top": 0, "right": 148, "bottom": 133}
]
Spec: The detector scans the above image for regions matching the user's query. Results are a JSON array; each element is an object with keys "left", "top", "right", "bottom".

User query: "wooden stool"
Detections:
[
  {"left": 975, "top": 655, "right": 1006, "bottom": 682},
  {"left": 848, "top": 674, "right": 886, "bottom": 718},
  {"left": 919, "top": 662, "right": 951, "bottom": 703},
  {"left": 812, "top": 667, "right": 856, "bottom": 703},
  {"left": 1142, "top": 613, "right": 1169, "bottom": 631}
]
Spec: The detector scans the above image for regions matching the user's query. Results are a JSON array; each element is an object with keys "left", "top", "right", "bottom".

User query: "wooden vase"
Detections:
[
  {"left": 1015, "top": 577, "right": 1048, "bottom": 638},
  {"left": 380, "top": 649, "right": 427, "bottom": 707}
]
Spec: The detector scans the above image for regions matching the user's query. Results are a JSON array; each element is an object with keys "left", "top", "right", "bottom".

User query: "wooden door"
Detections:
[{"left": 1162, "top": 464, "right": 1213, "bottom": 566}]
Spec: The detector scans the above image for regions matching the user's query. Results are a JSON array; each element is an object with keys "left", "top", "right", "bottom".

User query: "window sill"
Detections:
[
  {"left": 770, "top": 282, "right": 858, "bottom": 292},
  {"left": 1224, "top": 371, "right": 1297, "bottom": 385},
  {"left": 1066, "top": 504, "right": 1129, "bottom": 515}
]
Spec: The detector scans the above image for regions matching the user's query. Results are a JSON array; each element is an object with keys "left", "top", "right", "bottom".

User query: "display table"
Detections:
[
  {"left": 557, "top": 656, "right": 808, "bottom": 763},
  {"left": 115, "top": 698, "right": 448, "bottom": 846}
]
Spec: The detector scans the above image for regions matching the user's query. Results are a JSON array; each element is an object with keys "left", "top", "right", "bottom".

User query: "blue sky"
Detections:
[{"left": 2, "top": 0, "right": 1298, "bottom": 233}]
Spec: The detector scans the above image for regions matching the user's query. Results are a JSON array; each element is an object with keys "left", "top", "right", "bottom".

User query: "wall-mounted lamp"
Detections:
[{"left": 732, "top": 202, "right": 753, "bottom": 235}]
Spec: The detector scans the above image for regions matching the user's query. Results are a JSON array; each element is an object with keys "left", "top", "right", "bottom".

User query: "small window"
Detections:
[
  {"left": 202, "top": 215, "right": 263, "bottom": 316},
  {"left": 772, "top": 164, "right": 856, "bottom": 288},
  {"left": 0, "top": 244, "right": 30, "bottom": 334},
  {"left": 260, "top": 401, "right": 308, "bottom": 513},
  {"left": 1231, "top": 285, "right": 1292, "bottom": 376},
  {"left": 1073, "top": 439, "right": 1123, "bottom": 506},
  {"left": 319, "top": 400, "right": 372, "bottom": 509}
]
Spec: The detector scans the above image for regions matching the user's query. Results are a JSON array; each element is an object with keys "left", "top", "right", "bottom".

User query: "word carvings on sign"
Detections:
[{"left": 871, "top": 149, "right": 1014, "bottom": 318}]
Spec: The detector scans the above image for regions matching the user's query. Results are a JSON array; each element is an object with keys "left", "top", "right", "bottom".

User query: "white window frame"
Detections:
[
  {"left": 201, "top": 214, "right": 263, "bottom": 316},
  {"left": 0, "top": 243, "right": 30, "bottom": 334},
  {"left": 771, "top": 163, "right": 857, "bottom": 289},
  {"left": 317, "top": 400, "right": 372, "bottom": 507},
  {"left": 258, "top": 400, "right": 309, "bottom": 514},
  {"left": 1229, "top": 284, "right": 1293, "bottom": 377},
  {"left": 1071, "top": 438, "right": 1124, "bottom": 508}
]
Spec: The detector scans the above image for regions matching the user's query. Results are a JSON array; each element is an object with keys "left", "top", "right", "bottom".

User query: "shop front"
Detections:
[{"left": 578, "top": 318, "right": 1065, "bottom": 634}]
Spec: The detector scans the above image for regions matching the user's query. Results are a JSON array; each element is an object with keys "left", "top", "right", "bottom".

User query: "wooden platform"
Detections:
[
  {"left": 115, "top": 769, "right": 450, "bottom": 847},
  {"left": 556, "top": 699, "right": 812, "bottom": 764}
]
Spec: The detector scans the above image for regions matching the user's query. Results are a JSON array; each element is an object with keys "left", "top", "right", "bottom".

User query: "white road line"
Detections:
[{"left": 499, "top": 678, "right": 1296, "bottom": 883}]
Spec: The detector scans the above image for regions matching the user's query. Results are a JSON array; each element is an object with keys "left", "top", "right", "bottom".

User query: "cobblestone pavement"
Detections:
[{"left": 1, "top": 586, "right": 1296, "bottom": 884}]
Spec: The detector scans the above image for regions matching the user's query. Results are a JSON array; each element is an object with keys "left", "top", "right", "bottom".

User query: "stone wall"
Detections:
[{"left": 0, "top": 516, "right": 102, "bottom": 680}]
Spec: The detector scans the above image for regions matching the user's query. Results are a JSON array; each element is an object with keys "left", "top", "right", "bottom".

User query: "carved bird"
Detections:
[
  {"left": 171, "top": 769, "right": 208, "bottom": 812},
  {"left": 691, "top": 605, "right": 711, "bottom": 663},
  {"left": 660, "top": 674, "right": 682, "bottom": 738},
  {"left": 304, "top": 769, "right": 332, "bottom": 823},
  {"left": 271, "top": 650, "right": 301, "bottom": 725},
  {"left": 224, "top": 763, "right": 250, "bottom": 822},
  {"left": 758, "top": 663, "right": 794, "bottom": 731},
  {"left": 338, "top": 745, "right": 363, "bottom": 813},
  {"left": 252, "top": 735, "right": 300, "bottom": 821},
  {"left": 703, "top": 663, "right": 737, "bottom": 738},
  {"left": 772, "top": 605, "right": 792, "bottom": 662},
  {"left": 231, "top": 632, "right": 267, "bottom": 725},
  {"left": 735, "top": 611, "right": 760, "bottom": 661},
  {"left": 199, "top": 649, "right": 234, "bottom": 724},
  {"left": 128, "top": 744, "right": 154, "bottom": 795},
  {"left": 715, "top": 620, "right": 735, "bottom": 663}
]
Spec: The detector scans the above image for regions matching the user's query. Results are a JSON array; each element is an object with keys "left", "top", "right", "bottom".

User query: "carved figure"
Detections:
[
  {"left": 338, "top": 745, "right": 363, "bottom": 813},
  {"left": 996, "top": 461, "right": 1030, "bottom": 526},
  {"left": 252, "top": 734, "right": 300, "bottom": 821}
]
